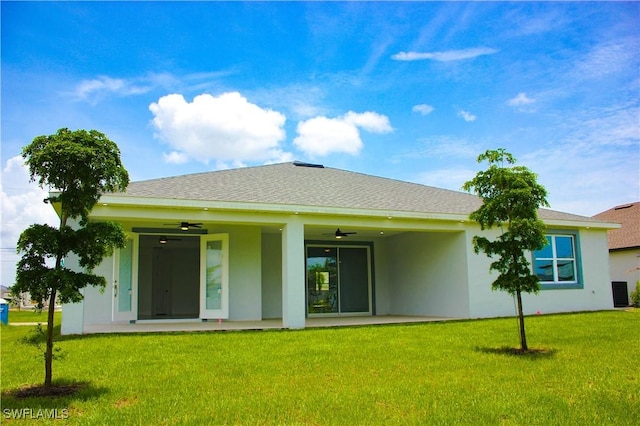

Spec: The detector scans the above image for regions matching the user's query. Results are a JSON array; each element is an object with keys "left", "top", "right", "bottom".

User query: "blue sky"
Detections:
[{"left": 1, "top": 1, "right": 639, "bottom": 284}]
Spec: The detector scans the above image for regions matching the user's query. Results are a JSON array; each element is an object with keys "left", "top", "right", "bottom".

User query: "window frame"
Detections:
[{"left": 533, "top": 231, "right": 583, "bottom": 290}]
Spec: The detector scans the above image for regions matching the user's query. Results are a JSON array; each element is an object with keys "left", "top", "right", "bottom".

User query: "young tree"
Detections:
[
  {"left": 462, "top": 149, "right": 549, "bottom": 351},
  {"left": 14, "top": 128, "right": 129, "bottom": 388}
]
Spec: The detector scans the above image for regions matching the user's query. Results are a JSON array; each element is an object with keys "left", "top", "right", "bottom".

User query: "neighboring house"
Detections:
[
  {"left": 593, "top": 202, "right": 640, "bottom": 306},
  {"left": 59, "top": 162, "right": 617, "bottom": 334},
  {"left": 0, "top": 285, "right": 10, "bottom": 300}
]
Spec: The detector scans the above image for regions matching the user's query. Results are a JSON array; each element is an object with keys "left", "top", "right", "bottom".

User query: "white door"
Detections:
[
  {"left": 200, "top": 234, "right": 229, "bottom": 320},
  {"left": 113, "top": 236, "right": 137, "bottom": 322}
]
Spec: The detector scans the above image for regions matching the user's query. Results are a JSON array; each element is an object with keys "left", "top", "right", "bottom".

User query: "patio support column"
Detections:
[{"left": 282, "top": 218, "right": 305, "bottom": 329}]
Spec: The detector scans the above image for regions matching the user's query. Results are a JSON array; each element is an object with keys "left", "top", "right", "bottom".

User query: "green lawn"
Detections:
[
  {"left": 5, "top": 309, "right": 62, "bottom": 325},
  {"left": 1, "top": 310, "right": 638, "bottom": 425}
]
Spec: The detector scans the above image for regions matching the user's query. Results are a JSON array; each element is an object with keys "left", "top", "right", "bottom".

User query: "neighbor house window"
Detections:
[{"left": 534, "top": 234, "right": 582, "bottom": 289}]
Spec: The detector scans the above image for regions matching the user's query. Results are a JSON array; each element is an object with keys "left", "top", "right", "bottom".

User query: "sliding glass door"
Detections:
[{"left": 306, "top": 245, "right": 372, "bottom": 316}]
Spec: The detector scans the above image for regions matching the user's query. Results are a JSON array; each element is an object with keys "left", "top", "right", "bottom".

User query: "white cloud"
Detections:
[
  {"left": 149, "top": 92, "right": 289, "bottom": 164},
  {"left": 1, "top": 156, "right": 59, "bottom": 286},
  {"left": 571, "top": 38, "right": 638, "bottom": 80},
  {"left": 74, "top": 75, "right": 151, "bottom": 101},
  {"left": 391, "top": 47, "right": 498, "bottom": 62},
  {"left": 162, "top": 151, "right": 189, "bottom": 164},
  {"left": 71, "top": 70, "right": 235, "bottom": 104},
  {"left": 457, "top": 110, "right": 477, "bottom": 122},
  {"left": 343, "top": 111, "right": 392, "bottom": 133},
  {"left": 507, "top": 92, "right": 535, "bottom": 107},
  {"left": 293, "top": 111, "right": 392, "bottom": 157},
  {"left": 412, "top": 104, "right": 435, "bottom": 115}
]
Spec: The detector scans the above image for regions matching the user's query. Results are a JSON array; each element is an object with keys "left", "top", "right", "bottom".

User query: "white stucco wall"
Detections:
[
  {"left": 385, "top": 231, "right": 469, "bottom": 318},
  {"left": 222, "top": 225, "right": 263, "bottom": 321},
  {"left": 609, "top": 249, "right": 640, "bottom": 304},
  {"left": 467, "top": 228, "right": 614, "bottom": 318},
  {"left": 82, "top": 256, "right": 114, "bottom": 325},
  {"left": 60, "top": 252, "right": 86, "bottom": 335}
]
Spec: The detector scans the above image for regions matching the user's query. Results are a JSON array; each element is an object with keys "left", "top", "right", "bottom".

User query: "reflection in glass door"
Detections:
[
  {"left": 306, "top": 245, "right": 371, "bottom": 316},
  {"left": 200, "top": 234, "right": 229, "bottom": 319},
  {"left": 307, "top": 247, "right": 338, "bottom": 314}
]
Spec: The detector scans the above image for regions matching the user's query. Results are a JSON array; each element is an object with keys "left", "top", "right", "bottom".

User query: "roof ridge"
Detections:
[
  {"left": 129, "top": 162, "right": 296, "bottom": 184},
  {"left": 321, "top": 164, "right": 478, "bottom": 198}
]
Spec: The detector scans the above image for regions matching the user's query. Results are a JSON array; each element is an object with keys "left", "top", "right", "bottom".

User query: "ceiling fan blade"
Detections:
[{"left": 333, "top": 228, "right": 357, "bottom": 237}]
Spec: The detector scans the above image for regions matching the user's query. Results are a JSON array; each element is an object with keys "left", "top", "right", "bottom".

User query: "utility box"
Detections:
[
  {"left": 611, "top": 281, "right": 629, "bottom": 308},
  {"left": 0, "top": 298, "right": 8, "bottom": 325}
]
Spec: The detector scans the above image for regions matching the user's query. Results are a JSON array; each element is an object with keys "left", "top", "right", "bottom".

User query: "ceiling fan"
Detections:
[
  {"left": 163, "top": 221, "right": 203, "bottom": 231},
  {"left": 323, "top": 228, "right": 357, "bottom": 239}
]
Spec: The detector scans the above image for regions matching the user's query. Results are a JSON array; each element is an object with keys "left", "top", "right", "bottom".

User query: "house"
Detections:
[
  {"left": 0, "top": 285, "right": 10, "bottom": 300},
  {"left": 593, "top": 202, "right": 640, "bottom": 307},
  {"left": 60, "top": 162, "right": 617, "bottom": 334}
]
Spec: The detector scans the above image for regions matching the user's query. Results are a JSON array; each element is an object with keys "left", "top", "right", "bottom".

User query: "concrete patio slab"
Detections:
[{"left": 82, "top": 315, "right": 458, "bottom": 334}]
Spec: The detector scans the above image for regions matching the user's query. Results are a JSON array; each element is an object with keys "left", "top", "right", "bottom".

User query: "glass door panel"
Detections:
[
  {"left": 339, "top": 247, "right": 370, "bottom": 313},
  {"left": 113, "top": 237, "right": 136, "bottom": 322},
  {"left": 306, "top": 245, "right": 372, "bottom": 316},
  {"left": 200, "top": 234, "right": 229, "bottom": 319},
  {"left": 118, "top": 239, "right": 133, "bottom": 312},
  {"left": 205, "top": 241, "right": 222, "bottom": 310},
  {"left": 306, "top": 247, "right": 338, "bottom": 314}
]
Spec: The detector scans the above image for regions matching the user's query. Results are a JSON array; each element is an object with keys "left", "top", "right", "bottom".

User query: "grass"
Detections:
[
  {"left": 5, "top": 309, "right": 62, "bottom": 325},
  {"left": 1, "top": 310, "right": 638, "bottom": 425}
]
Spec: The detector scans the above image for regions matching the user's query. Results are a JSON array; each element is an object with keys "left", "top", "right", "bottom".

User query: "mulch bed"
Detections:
[{"left": 8, "top": 382, "right": 86, "bottom": 398}]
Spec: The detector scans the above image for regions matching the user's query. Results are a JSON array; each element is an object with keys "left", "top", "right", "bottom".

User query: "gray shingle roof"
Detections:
[{"left": 110, "top": 162, "right": 599, "bottom": 222}]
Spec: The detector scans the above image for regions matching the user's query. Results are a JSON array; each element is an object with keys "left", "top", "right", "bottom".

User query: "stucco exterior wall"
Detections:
[
  {"left": 82, "top": 256, "right": 114, "bottom": 325},
  {"left": 61, "top": 252, "right": 85, "bottom": 335},
  {"left": 467, "top": 228, "right": 614, "bottom": 318},
  {"left": 385, "top": 231, "right": 469, "bottom": 318},
  {"left": 609, "top": 249, "right": 640, "bottom": 304},
  {"left": 222, "top": 225, "right": 262, "bottom": 321}
]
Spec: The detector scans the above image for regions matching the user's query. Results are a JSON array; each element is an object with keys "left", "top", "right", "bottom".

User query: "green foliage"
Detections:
[
  {"left": 14, "top": 128, "right": 129, "bottom": 307},
  {"left": 463, "top": 148, "right": 549, "bottom": 295},
  {"left": 14, "top": 128, "right": 129, "bottom": 387},
  {"left": 631, "top": 281, "right": 640, "bottom": 307},
  {"left": 22, "top": 128, "right": 129, "bottom": 223},
  {"left": 463, "top": 149, "right": 549, "bottom": 350},
  {"left": 1, "top": 312, "right": 638, "bottom": 424},
  {"left": 7, "top": 286, "right": 26, "bottom": 309}
]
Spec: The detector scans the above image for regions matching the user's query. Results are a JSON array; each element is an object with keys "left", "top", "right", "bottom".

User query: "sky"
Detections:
[{"left": 1, "top": 1, "right": 639, "bottom": 286}]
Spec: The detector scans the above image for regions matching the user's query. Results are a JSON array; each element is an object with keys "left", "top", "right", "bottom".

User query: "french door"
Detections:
[
  {"left": 306, "top": 245, "right": 372, "bottom": 316},
  {"left": 113, "top": 236, "right": 137, "bottom": 322},
  {"left": 200, "top": 234, "right": 229, "bottom": 320}
]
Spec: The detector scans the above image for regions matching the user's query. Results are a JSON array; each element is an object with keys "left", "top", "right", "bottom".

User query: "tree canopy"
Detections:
[
  {"left": 463, "top": 148, "right": 549, "bottom": 350},
  {"left": 14, "top": 128, "right": 129, "bottom": 388},
  {"left": 22, "top": 128, "right": 129, "bottom": 223}
]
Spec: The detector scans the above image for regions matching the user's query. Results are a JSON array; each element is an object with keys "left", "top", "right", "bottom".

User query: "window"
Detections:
[{"left": 533, "top": 234, "right": 581, "bottom": 289}]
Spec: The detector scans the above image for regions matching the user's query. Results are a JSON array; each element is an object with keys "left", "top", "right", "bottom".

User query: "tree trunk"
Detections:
[
  {"left": 44, "top": 289, "right": 57, "bottom": 388},
  {"left": 44, "top": 211, "right": 67, "bottom": 388},
  {"left": 515, "top": 289, "right": 528, "bottom": 351}
]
